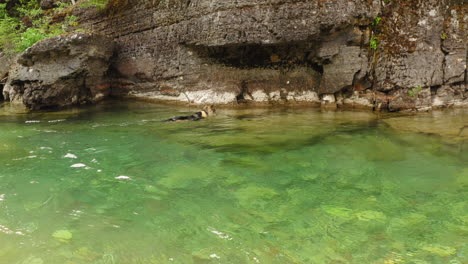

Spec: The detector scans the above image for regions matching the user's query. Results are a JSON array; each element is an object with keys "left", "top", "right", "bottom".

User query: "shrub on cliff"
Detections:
[
  {"left": 79, "top": 0, "right": 108, "bottom": 10},
  {"left": 0, "top": 0, "right": 78, "bottom": 53}
]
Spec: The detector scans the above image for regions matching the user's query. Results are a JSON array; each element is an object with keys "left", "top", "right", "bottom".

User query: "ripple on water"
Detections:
[{"left": 0, "top": 101, "right": 466, "bottom": 264}]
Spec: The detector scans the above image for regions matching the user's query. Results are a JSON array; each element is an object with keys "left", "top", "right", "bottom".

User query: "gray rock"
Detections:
[
  {"left": 319, "top": 46, "right": 368, "bottom": 94},
  {"left": 433, "top": 84, "right": 468, "bottom": 108},
  {"left": 6, "top": 0, "right": 465, "bottom": 111},
  {"left": 77, "top": 0, "right": 380, "bottom": 106},
  {"left": 375, "top": 0, "right": 460, "bottom": 93},
  {"left": 387, "top": 87, "right": 431, "bottom": 112},
  {"left": 442, "top": 7, "right": 466, "bottom": 83},
  {"left": 3, "top": 33, "right": 114, "bottom": 110},
  {"left": 0, "top": 53, "right": 14, "bottom": 101},
  {"left": 0, "top": 53, "right": 13, "bottom": 81}
]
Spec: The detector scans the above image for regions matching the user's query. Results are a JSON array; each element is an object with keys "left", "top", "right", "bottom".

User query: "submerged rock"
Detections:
[
  {"left": 52, "top": 229, "right": 73, "bottom": 241},
  {"left": 3, "top": 33, "right": 114, "bottom": 110},
  {"left": 383, "top": 109, "right": 468, "bottom": 140}
]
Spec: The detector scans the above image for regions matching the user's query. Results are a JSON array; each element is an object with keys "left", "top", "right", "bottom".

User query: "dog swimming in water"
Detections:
[{"left": 164, "top": 105, "right": 216, "bottom": 122}]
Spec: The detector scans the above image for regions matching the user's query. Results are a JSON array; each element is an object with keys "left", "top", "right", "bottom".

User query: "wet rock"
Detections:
[
  {"left": 286, "top": 91, "right": 320, "bottom": 103},
  {"left": 387, "top": 87, "right": 432, "bottom": 112},
  {"left": 52, "top": 229, "right": 73, "bottom": 241},
  {"left": 321, "top": 94, "right": 337, "bottom": 108},
  {"left": 342, "top": 91, "right": 375, "bottom": 110},
  {"left": 20, "top": 257, "right": 43, "bottom": 264},
  {"left": 388, "top": 89, "right": 416, "bottom": 112},
  {"left": 3, "top": 33, "right": 114, "bottom": 110},
  {"left": 415, "top": 87, "right": 432, "bottom": 111},
  {"left": 383, "top": 108, "right": 468, "bottom": 140},
  {"left": 432, "top": 84, "right": 468, "bottom": 108}
]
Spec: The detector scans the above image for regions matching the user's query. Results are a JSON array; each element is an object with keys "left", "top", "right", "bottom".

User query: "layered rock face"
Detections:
[
  {"left": 3, "top": 33, "right": 114, "bottom": 110},
  {"left": 74, "top": 0, "right": 466, "bottom": 110},
  {"left": 0, "top": 53, "right": 13, "bottom": 101}
]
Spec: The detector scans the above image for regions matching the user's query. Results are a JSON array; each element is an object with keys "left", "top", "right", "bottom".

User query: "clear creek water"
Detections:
[{"left": 0, "top": 101, "right": 467, "bottom": 264}]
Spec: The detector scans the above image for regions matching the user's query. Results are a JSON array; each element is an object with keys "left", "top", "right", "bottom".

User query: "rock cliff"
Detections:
[
  {"left": 1, "top": 0, "right": 467, "bottom": 111},
  {"left": 2, "top": 33, "right": 114, "bottom": 110}
]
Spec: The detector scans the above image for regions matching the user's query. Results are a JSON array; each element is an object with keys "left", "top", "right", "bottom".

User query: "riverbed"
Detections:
[{"left": 0, "top": 101, "right": 466, "bottom": 264}]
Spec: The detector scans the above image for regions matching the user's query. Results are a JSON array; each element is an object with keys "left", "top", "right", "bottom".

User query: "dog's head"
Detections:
[{"left": 202, "top": 105, "right": 216, "bottom": 116}]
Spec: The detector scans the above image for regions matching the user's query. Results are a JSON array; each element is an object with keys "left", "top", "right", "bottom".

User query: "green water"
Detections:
[{"left": 0, "top": 101, "right": 467, "bottom": 264}]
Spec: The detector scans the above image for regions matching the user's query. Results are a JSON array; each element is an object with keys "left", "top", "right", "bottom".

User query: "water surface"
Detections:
[{"left": 0, "top": 101, "right": 467, "bottom": 264}]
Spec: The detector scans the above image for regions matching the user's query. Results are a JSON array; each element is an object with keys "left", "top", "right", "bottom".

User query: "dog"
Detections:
[{"left": 164, "top": 105, "right": 216, "bottom": 122}]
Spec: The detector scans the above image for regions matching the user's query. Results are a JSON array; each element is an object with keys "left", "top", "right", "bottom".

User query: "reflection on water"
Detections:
[{"left": 0, "top": 101, "right": 467, "bottom": 264}]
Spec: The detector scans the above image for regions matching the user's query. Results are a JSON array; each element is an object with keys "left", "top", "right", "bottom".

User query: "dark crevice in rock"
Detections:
[
  {"left": 449, "top": 81, "right": 467, "bottom": 87},
  {"left": 465, "top": 49, "right": 467, "bottom": 84},
  {"left": 236, "top": 80, "right": 253, "bottom": 103},
  {"left": 0, "top": 75, "right": 6, "bottom": 102},
  {"left": 186, "top": 42, "right": 323, "bottom": 71},
  {"left": 430, "top": 85, "right": 441, "bottom": 95}
]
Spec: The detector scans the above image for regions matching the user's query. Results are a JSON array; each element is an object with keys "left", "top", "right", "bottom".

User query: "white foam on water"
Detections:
[
  {"left": 64, "top": 153, "right": 77, "bottom": 159},
  {"left": 71, "top": 163, "right": 86, "bottom": 168},
  {"left": 115, "top": 176, "right": 132, "bottom": 180},
  {"left": 210, "top": 254, "right": 220, "bottom": 259},
  {"left": 39, "top": 147, "right": 52, "bottom": 150},
  {"left": 0, "top": 224, "right": 24, "bottom": 236},
  {"left": 208, "top": 227, "right": 233, "bottom": 240},
  {"left": 25, "top": 120, "right": 40, "bottom": 124}
]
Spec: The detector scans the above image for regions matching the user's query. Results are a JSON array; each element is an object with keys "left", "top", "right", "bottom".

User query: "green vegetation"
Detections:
[
  {"left": 369, "top": 15, "right": 382, "bottom": 51},
  {"left": 370, "top": 36, "right": 378, "bottom": 50},
  {"left": 409, "top": 85, "right": 423, "bottom": 97},
  {"left": 79, "top": 0, "right": 109, "bottom": 10},
  {"left": 0, "top": 0, "right": 80, "bottom": 53},
  {"left": 440, "top": 32, "right": 447, "bottom": 40},
  {"left": 372, "top": 16, "right": 381, "bottom": 26}
]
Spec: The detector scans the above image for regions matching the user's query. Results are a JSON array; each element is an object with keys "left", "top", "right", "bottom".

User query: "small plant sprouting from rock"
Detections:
[
  {"left": 372, "top": 16, "right": 382, "bottom": 26},
  {"left": 440, "top": 32, "right": 447, "bottom": 40},
  {"left": 79, "top": 0, "right": 110, "bottom": 11},
  {"left": 370, "top": 36, "right": 378, "bottom": 50},
  {"left": 408, "top": 85, "right": 423, "bottom": 97},
  {"left": 369, "top": 16, "right": 381, "bottom": 51}
]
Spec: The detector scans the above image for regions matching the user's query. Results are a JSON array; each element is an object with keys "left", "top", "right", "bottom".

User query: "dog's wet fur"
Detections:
[{"left": 164, "top": 105, "right": 216, "bottom": 122}]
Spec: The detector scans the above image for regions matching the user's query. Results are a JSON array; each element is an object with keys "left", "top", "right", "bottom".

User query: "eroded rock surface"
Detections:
[
  {"left": 2, "top": 0, "right": 466, "bottom": 111},
  {"left": 78, "top": 0, "right": 381, "bottom": 105},
  {"left": 0, "top": 53, "right": 14, "bottom": 101},
  {"left": 72, "top": 0, "right": 466, "bottom": 110},
  {"left": 3, "top": 33, "right": 114, "bottom": 110}
]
